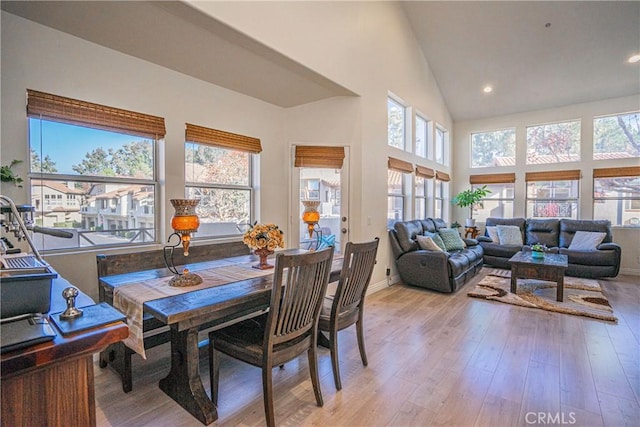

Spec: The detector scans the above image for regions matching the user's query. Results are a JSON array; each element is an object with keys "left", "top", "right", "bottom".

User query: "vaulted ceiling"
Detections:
[
  {"left": 3, "top": 1, "right": 639, "bottom": 121},
  {"left": 402, "top": 1, "right": 640, "bottom": 121}
]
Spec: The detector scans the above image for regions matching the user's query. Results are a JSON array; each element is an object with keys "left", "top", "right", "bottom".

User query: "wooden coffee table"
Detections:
[{"left": 508, "top": 251, "right": 569, "bottom": 302}]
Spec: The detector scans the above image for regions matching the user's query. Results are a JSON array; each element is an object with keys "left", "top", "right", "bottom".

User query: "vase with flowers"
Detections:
[
  {"left": 530, "top": 243, "right": 547, "bottom": 259},
  {"left": 242, "top": 222, "right": 285, "bottom": 269}
]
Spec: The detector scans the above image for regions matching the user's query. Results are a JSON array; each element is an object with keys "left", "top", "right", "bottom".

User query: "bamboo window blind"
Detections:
[
  {"left": 593, "top": 166, "right": 640, "bottom": 178},
  {"left": 294, "top": 146, "right": 345, "bottom": 168},
  {"left": 415, "top": 166, "right": 435, "bottom": 179},
  {"left": 388, "top": 157, "right": 413, "bottom": 173},
  {"left": 435, "top": 171, "right": 451, "bottom": 182},
  {"left": 27, "top": 89, "right": 166, "bottom": 139},
  {"left": 185, "top": 123, "right": 262, "bottom": 154},
  {"left": 470, "top": 173, "right": 516, "bottom": 184},
  {"left": 525, "top": 170, "right": 581, "bottom": 182}
]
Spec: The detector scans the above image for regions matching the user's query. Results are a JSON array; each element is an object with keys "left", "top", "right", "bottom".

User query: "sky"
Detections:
[{"left": 29, "top": 119, "right": 147, "bottom": 175}]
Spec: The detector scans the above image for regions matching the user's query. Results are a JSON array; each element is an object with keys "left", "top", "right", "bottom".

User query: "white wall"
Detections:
[
  {"left": 195, "top": 1, "right": 453, "bottom": 282},
  {"left": 1, "top": 12, "right": 284, "bottom": 298},
  {"left": 1, "top": 2, "right": 452, "bottom": 297},
  {"left": 452, "top": 96, "right": 640, "bottom": 275}
]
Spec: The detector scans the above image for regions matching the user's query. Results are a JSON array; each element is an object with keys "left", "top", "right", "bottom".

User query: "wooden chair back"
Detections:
[
  {"left": 266, "top": 247, "right": 334, "bottom": 347},
  {"left": 331, "top": 238, "right": 379, "bottom": 320}
]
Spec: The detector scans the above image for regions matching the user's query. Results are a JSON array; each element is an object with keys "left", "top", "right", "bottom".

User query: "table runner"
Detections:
[{"left": 113, "top": 260, "right": 273, "bottom": 358}]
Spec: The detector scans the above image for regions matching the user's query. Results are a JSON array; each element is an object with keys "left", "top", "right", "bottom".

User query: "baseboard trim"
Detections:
[
  {"left": 619, "top": 267, "right": 640, "bottom": 277},
  {"left": 367, "top": 276, "right": 391, "bottom": 294}
]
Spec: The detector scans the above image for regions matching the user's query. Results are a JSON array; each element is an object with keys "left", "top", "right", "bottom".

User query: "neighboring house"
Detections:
[
  {"left": 82, "top": 184, "right": 155, "bottom": 240},
  {"left": 30, "top": 180, "right": 85, "bottom": 227}
]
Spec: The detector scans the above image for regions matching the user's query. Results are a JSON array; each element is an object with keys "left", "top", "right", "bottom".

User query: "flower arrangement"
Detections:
[
  {"left": 242, "top": 222, "right": 285, "bottom": 252},
  {"left": 531, "top": 243, "right": 547, "bottom": 252}
]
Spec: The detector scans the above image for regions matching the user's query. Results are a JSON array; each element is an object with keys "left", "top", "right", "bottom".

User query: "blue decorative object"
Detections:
[
  {"left": 532, "top": 250, "right": 545, "bottom": 259},
  {"left": 317, "top": 234, "right": 336, "bottom": 250}
]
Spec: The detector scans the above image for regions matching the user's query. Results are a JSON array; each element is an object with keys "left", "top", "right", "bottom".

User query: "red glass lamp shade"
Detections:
[
  {"left": 301, "top": 200, "right": 321, "bottom": 238},
  {"left": 170, "top": 199, "right": 200, "bottom": 256}
]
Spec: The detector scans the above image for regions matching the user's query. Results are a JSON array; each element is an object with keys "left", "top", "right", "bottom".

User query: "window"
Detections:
[
  {"left": 434, "top": 171, "right": 450, "bottom": 219},
  {"left": 415, "top": 115, "right": 430, "bottom": 158},
  {"left": 471, "top": 128, "right": 516, "bottom": 168},
  {"left": 593, "top": 111, "right": 640, "bottom": 160},
  {"left": 414, "top": 166, "right": 435, "bottom": 219},
  {"left": 27, "top": 90, "right": 163, "bottom": 251},
  {"left": 185, "top": 123, "right": 261, "bottom": 238},
  {"left": 388, "top": 97, "right": 406, "bottom": 150},
  {"left": 593, "top": 166, "right": 640, "bottom": 227},
  {"left": 295, "top": 145, "right": 345, "bottom": 250},
  {"left": 435, "top": 126, "right": 448, "bottom": 165},
  {"left": 469, "top": 174, "right": 516, "bottom": 222},
  {"left": 526, "top": 120, "right": 580, "bottom": 165},
  {"left": 525, "top": 170, "right": 581, "bottom": 219},
  {"left": 301, "top": 179, "right": 321, "bottom": 200},
  {"left": 388, "top": 157, "right": 413, "bottom": 228}
]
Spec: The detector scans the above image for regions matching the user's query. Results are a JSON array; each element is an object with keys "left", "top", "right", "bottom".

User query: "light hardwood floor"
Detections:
[{"left": 95, "top": 269, "right": 639, "bottom": 426}]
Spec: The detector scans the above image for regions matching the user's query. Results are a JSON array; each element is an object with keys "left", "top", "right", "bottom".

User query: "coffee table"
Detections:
[{"left": 508, "top": 251, "right": 569, "bottom": 302}]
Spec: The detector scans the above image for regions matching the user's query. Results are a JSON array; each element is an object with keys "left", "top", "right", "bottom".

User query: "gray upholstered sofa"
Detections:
[
  {"left": 478, "top": 217, "right": 621, "bottom": 278},
  {"left": 389, "top": 218, "right": 484, "bottom": 293}
]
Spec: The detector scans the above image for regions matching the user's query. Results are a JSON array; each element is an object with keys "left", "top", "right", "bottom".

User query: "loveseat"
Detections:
[
  {"left": 478, "top": 217, "right": 621, "bottom": 278},
  {"left": 389, "top": 218, "right": 483, "bottom": 293}
]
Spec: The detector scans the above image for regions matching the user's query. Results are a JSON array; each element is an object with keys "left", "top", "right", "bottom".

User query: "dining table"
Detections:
[{"left": 98, "top": 248, "right": 343, "bottom": 425}]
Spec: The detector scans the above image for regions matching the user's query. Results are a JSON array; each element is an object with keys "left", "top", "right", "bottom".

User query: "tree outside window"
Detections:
[
  {"left": 471, "top": 129, "right": 516, "bottom": 168},
  {"left": 593, "top": 112, "right": 640, "bottom": 159},
  {"left": 185, "top": 143, "right": 252, "bottom": 237},
  {"left": 526, "top": 120, "right": 580, "bottom": 165},
  {"left": 388, "top": 97, "right": 406, "bottom": 150}
]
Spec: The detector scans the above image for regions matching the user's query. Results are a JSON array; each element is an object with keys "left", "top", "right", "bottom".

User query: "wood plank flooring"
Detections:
[{"left": 94, "top": 270, "right": 639, "bottom": 426}]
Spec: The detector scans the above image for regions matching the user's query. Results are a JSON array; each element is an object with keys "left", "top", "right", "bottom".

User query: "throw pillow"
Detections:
[
  {"left": 423, "top": 231, "right": 447, "bottom": 251},
  {"left": 438, "top": 228, "right": 466, "bottom": 251},
  {"left": 486, "top": 226, "right": 500, "bottom": 243},
  {"left": 496, "top": 225, "right": 523, "bottom": 245},
  {"left": 416, "top": 235, "right": 444, "bottom": 252},
  {"left": 568, "top": 231, "right": 606, "bottom": 251},
  {"left": 316, "top": 234, "right": 336, "bottom": 250}
]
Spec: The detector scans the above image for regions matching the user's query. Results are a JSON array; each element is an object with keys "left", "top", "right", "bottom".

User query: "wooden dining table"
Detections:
[{"left": 99, "top": 249, "right": 342, "bottom": 425}]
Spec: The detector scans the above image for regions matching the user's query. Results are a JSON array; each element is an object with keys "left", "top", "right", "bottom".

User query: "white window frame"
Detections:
[
  {"left": 184, "top": 141, "right": 255, "bottom": 238},
  {"left": 526, "top": 179, "right": 580, "bottom": 219},
  {"left": 593, "top": 111, "right": 640, "bottom": 160},
  {"left": 434, "top": 178, "right": 448, "bottom": 219},
  {"left": 593, "top": 174, "right": 640, "bottom": 227},
  {"left": 435, "top": 125, "right": 448, "bottom": 166},
  {"left": 388, "top": 169, "right": 408, "bottom": 227},
  {"left": 415, "top": 114, "right": 431, "bottom": 159},
  {"left": 388, "top": 95, "right": 407, "bottom": 151},
  {"left": 470, "top": 128, "right": 516, "bottom": 168},
  {"left": 525, "top": 119, "right": 581, "bottom": 165},
  {"left": 28, "top": 118, "right": 159, "bottom": 252},
  {"left": 414, "top": 175, "right": 432, "bottom": 219}
]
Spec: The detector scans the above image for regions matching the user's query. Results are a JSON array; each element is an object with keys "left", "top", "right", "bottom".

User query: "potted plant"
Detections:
[
  {"left": 530, "top": 243, "right": 547, "bottom": 259},
  {"left": 451, "top": 185, "right": 491, "bottom": 227},
  {"left": 1, "top": 160, "right": 23, "bottom": 187}
]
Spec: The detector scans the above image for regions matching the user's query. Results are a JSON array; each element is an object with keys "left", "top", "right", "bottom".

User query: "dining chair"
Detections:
[
  {"left": 318, "top": 237, "right": 379, "bottom": 390},
  {"left": 208, "top": 247, "right": 334, "bottom": 427}
]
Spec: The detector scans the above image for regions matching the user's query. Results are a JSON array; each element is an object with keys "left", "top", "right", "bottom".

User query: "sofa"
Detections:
[
  {"left": 478, "top": 217, "right": 621, "bottom": 278},
  {"left": 389, "top": 218, "right": 484, "bottom": 293}
]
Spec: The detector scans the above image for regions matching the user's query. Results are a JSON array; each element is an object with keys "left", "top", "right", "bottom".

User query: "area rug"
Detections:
[{"left": 467, "top": 269, "right": 617, "bottom": 322}]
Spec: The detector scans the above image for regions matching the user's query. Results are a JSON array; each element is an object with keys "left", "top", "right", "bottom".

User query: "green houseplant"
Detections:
[
  {"left": 451, "top": 185, "right": 491, "bottom": 227},
  {"left": 1, "top": 160, "right": 24, "bottom": 187}
]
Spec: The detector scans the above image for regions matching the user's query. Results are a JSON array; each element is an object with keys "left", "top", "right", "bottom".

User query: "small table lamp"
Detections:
[
  {"left": 301, "top": 200, "right": 322, "bottom": 249},
  {"left": 164, "top": 199, "right": 203, "bottom": 287}
]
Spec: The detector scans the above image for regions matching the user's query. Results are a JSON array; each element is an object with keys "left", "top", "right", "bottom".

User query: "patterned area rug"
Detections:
[{"left": 468, "top": 269, "right": 617, "bottom": 322}]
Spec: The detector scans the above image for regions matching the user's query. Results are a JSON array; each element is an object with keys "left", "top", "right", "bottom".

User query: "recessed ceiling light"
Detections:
[
  {"left": 628, "top": 54, "right": 640, "bottom": 64},
  {"left": 483, "top": 85, "right": 493, "bottom": 93}
]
